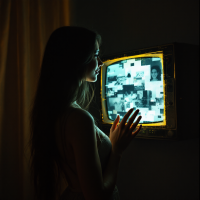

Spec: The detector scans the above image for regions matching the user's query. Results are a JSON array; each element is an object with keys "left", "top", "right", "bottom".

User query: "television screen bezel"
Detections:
[{"left": 98, "top": 44, "right": 178, "bottom": 140}]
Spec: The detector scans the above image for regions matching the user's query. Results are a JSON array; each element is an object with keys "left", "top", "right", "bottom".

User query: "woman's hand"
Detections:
[{"left": 109, "top": 108, "right": 142, "bottom": 156}]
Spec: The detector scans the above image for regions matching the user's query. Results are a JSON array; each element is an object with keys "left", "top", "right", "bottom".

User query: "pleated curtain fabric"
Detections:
[{"left": 0, "top": 0, "right": 70, "bottom": 199}]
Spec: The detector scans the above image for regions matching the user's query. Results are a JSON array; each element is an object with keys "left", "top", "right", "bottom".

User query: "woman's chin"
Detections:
[{"left": 86, "top": 75, "right": 98, "bottom": 82}]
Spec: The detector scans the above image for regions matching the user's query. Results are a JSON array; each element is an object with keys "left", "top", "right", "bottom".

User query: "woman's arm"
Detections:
[{"left": 67, "top": 108, "right": 121, "bottom": 200}]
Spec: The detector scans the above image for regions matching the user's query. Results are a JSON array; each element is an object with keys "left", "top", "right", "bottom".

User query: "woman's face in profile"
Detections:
[
  {"left": 85, "top": 41, "right": 103, "bottom": 82},
  {"left": 151, "top": 69, "right": 158, "bottom": 79}
]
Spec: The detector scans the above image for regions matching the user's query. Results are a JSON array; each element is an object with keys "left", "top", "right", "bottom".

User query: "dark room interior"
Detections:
[{"left": 0, "top": 0, "right": 199, "bottom": 200}]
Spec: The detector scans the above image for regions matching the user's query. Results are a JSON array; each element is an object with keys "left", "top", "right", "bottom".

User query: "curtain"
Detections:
[{"left": 0, "top": 0, "right": 70, "bottom": 199}]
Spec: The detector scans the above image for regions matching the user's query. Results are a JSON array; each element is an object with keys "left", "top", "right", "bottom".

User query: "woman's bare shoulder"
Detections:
[
  {"left": 64, "top": 107, "right": 95, "bottom": 139},
  {"left": 68, "top": 107, "right": 94, "bottom": 122}
]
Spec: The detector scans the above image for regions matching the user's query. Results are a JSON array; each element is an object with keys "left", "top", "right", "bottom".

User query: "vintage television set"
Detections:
[{"left": 92, "top": 43, "right": 199, "bottom": 140}]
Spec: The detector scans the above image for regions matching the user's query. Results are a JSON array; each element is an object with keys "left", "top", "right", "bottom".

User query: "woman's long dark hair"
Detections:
[{"left": 29, "top": 26, "right": 101, "bottom": 200}]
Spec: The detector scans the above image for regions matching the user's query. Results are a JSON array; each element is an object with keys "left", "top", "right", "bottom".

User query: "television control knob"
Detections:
[{"left": 167, "top": 130, "right": 174, "bottom": 137}]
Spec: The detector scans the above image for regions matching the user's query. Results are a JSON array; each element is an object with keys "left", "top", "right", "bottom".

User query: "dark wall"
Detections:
[
  {"left": 70, "top": 0, "right": 199, "bottom": 199},
  {"left": 70, "top": 0, "right": 199, "bottom": 55}
]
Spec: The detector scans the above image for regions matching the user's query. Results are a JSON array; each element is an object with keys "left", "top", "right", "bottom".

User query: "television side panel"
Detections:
[{"left": 174, "top": 43, "right": 199, "bottom": 140}]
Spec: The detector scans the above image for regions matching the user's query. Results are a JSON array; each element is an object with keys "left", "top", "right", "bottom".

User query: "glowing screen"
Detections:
[{"left": 105, "top": 57, "right": 164, "bottom": 124}]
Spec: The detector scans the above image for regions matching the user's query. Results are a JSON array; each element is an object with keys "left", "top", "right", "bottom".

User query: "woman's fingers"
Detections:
[
  {"left": 130, "top": 116, "right": 142, "bottom": 135},
  {"left": 131, "top": 124, "right": 142, "bottom": 138},
  {"left": 126, "top": 109, "right": 140, "bottom": 129},
  {"left": 110, "top": 115, "right": 120, "bottom": 132},
  {"left": 120, "top": 108, "right": 134, "bottom": 129}
]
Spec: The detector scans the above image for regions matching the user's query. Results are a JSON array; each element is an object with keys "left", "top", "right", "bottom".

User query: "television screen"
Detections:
[
  {"left": 105, "top": 55, "right": 165, "bottom": 125},
  {"left": 102, "top": 52, "right": 166, "bottom": 127}
]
